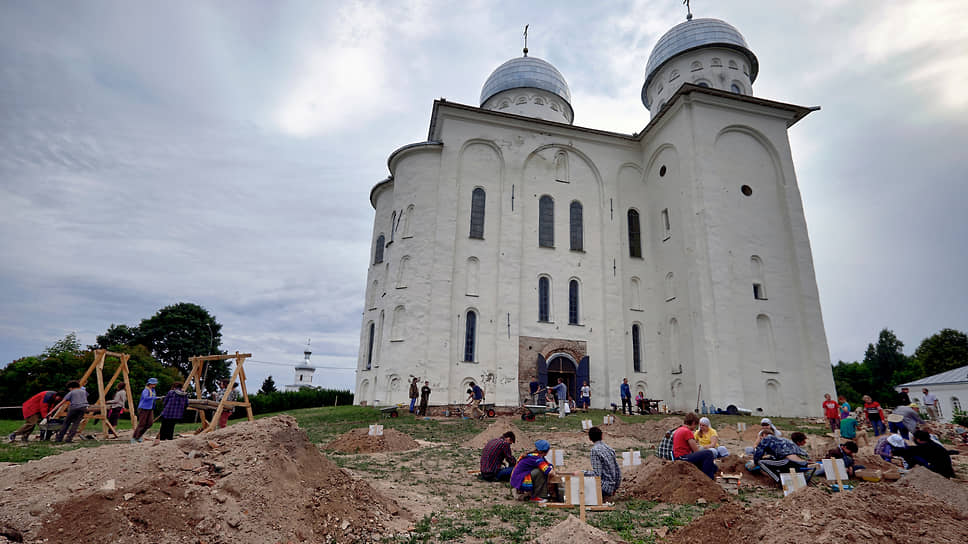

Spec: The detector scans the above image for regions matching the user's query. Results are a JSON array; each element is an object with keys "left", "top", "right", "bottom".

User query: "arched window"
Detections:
[
  {"left": 728, "top": 60, "right": 738, "bottom": 70},
  {"left": 555, "top": 151, "right": 569, "bottom": 182},
  {"left": 403, "top": 204, "right": 414, "bottom": 237},
  {"left": 632, "top": 324, "right": 642, "bottom": 372},
  {"left": 368, "top": 280, "right": 378, "bottom": 308},
  {"left": 627, "top": 210, "right": 642, "bottom": 258},
  {"left": 365, "top": 322, "right": 375, "bottom": 370},
  {"left": 953, "top": 397, "right": 962, "bottom": 413},
  {"left": 374, "top": 234, "right": 385, "bottom": 264},
  {"left": 691, "top": 60, "right": 703, "bottom": 72},
  {"left": 464, "top": 310, "right": 477, "bottom": 362},
  {"left": 539, "top": 195, "right": 554, "bottom": 247},
  {"left": 391, "top": 306, "right": 405, "bottom": 341},
  {"left": 731, "top": 83, "right": 742, "bottom": 94},
  {"left": 669, "top": 318, "right": 680, "bottom": 371},
  {"left": 466, "top": 257, "right": 479, "bottom": 295},
  {"left": 470, "top": 188, "right": 485, "bottom": 239},
  {"left": 757, "top": 314, "right": 777, "bottom": 371},
  {"left": 665, "top": 272, "right": 676, "bottom": 301},
  {"left": 396, "top": 256, "right": 409, "bottom": 288},
  {"left": 570, "top": 201, "right": 583, "bottom": 251},
  {"left": 568, "top": 279, "right": 580, "bottom": 325},
  {"left": 751, "top": 255, "right": 767, "bottom": 300},
  {"left": 630, "top": 277, "right": 641, "bottom": 310},
  {"left": 390, "top": 211, "right": 396, "bottom": 242},
  {"left": 538, "top": 276, "right": 551, "bottom": 322}
]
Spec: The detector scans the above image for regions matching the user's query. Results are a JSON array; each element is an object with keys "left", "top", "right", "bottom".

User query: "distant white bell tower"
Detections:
[{"left": 284, "top": 340, "right": 317, "bottom": 392}]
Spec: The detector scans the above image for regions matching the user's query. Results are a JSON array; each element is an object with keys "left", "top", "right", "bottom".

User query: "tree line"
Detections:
[
  {"left": 0, "top": 302, "right": 349, "bottom": 413},
  {"left": 832, "top": 327, "right": 968, "bottom": 407}
]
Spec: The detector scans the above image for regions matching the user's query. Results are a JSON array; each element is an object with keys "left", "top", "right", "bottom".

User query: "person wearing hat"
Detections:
[
  {"left": 131, "top": 378, "right": 158, "bottom": 443},
  {"left": 888, "top": 404, "right": 924, "bottom": 440},
  {"left": 759, "top": 418, "right": 782, "bottom": 438},
  {"left": 509, "top": 439, "right": 556, "bottom": 502}
]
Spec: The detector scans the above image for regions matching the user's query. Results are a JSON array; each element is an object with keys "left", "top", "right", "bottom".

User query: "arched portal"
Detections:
[{"left": 546, "top": 354, "right": 577, "bottom": 400}]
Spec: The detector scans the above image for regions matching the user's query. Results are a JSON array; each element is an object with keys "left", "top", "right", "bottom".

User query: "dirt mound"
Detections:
[
  {"left": 617, "top": 455, "right": 667, "bottom": 493},
  {"left": 324, "top": 427, "right": 420, "bottom": 453},
  {"left": 897, "top": 466, "right": 968, "bottom": 516},
  {"left": 621, "top": 460, "right": 728, "bottom": 504},
  {"left": 533, "top": 514, "right": 625, "bottom": 544},
  {"left": 667, "top": 483, "right": 968, "bottom": 544},
  {"left": 715, "top": 426, "right": 740, "bottom": 441},
  {"left": 467, "top": 419, "right": 531, "bottom": 451},
  {"left": 716, "top": 455, "right": 775, "bottom": 488},
  {"left": 0, "top": 415, "right": 408, "bottom": 543},
  {"left": 610, "top": 417, "right": 682, "bottom": 443}
]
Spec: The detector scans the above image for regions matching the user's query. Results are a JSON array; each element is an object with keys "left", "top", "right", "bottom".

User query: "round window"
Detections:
[
  {"left": 659, "top": 165, "right": 667, "bottom": 177},
  {"left": 741, "top": 185, "right": 753, "bottom": 196}
]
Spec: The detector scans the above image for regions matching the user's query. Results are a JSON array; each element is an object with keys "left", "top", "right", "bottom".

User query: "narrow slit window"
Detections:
[
  {"left": 539, "top": 195, "right": 554, "bottom": 247},
  {"left": 568, "top": 279, "right": 579, "bottom": 325},
  {"left": 628, "top": 210, "right": 642, "bottom": 258},
  {"left": 538, "top": 277, "right": 550, "bottom": 322},
  {"left": 632, "top": 324, "right": 642, "bottom": 372},
  {"left": 464, "top": 311, "right": 477, "bottom": 362},
  {"left": 469, "top": 188, "right": 485, "bottom": 239},
  {"left": 570, "top": 201, "right": 583, "bottom": 251}
]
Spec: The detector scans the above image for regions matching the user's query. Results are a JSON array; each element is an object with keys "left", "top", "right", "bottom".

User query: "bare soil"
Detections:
[
  {"left": 533, "top": 514, "right": 625, "bottom": 544},
  {"left": 896, "top": 466, "right": 968, "bottom": 516},
  {"left": 0, "top": 416, "right": 409, "bottom": 543},
  {"left": 323, "top": 427, "right": 420, "bottom": 453},
  {"left": 668, "top": 484, "right": 968, "bottom": 544},
  {"left": 621, "top": 460, "right": 728, "bottom": 504}
]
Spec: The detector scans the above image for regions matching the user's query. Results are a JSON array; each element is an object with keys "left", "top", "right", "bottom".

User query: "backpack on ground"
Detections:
[{"left": 656, "top": 428, "right": 677, "bottom": 460}]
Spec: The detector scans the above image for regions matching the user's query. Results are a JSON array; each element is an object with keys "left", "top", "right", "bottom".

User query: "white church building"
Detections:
[{"left": 356, "top": 16, "right": 836, "bottom": 417}]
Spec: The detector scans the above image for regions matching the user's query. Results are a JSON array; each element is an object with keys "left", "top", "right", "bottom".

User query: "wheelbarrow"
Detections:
[
  {"left": 378, "top": 404, "right": 406, "bottom": 418},
  {"left": 521, "top": 404, "right": 555, "bottom": 421}
]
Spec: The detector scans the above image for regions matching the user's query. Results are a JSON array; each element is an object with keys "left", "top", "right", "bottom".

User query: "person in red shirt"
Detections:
[
  {"left": 862, "top": 395, "right": 886, "bottom": 437},
  {"left": 8, "top": 390, "right": 62, "bottom": 443},
  {"left": 671, "top": 412, "right": 718, "bottom": 479},
  {"left": 822, "top": 393, "right": 840, "bottom": 433}
]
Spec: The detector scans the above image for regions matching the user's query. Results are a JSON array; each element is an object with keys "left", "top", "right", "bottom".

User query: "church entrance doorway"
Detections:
[{"left": 546, "top": 355, "right": 577, "bottom": 401}]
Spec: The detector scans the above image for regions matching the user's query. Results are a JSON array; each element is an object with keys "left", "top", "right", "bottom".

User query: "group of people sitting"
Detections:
[{"left": 478, "top": 426, "right": 622, "bottom": 503}]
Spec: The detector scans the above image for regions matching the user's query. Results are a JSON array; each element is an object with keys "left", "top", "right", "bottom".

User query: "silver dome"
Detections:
[
  {"left": 642, "top": 18, "right": 759, "bottom": 107},
  {"left": 480, "top": 56, "right": 572, "bottom": 108}
]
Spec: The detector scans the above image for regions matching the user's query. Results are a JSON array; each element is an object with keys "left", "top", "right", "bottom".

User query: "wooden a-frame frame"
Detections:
[
  {"left": 185, "top": 352, "right": 254, "bottom": 433},
  {"left": 51, "top": 349, "right": 138, "bottom": 439}
]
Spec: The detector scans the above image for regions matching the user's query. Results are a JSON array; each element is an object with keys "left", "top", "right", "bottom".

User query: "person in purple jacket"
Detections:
[{"left": 158, "top": 382, "right": 189, "bottom": 440}]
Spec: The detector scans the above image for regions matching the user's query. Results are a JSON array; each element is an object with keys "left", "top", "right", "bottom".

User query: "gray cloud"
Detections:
[{"left": 1, "top": 1, "right": 966, "bottom": 393}]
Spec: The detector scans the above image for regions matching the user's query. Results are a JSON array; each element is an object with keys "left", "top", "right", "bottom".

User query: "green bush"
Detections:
[
  {"left": 952, "top": 410, "right": 968, "bottom": 427},
  {"left": 248, "top": 388, "right": 353, "bottom": 414}
]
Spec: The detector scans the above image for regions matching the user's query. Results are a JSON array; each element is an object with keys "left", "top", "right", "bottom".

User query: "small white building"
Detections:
[
  {"left": 356, "top": 15, "right": 836, "bottom": 416},
  {"left": 896, "top": 365, "right": 968, "bottom": 423},
  {"left": 284, "top": 346, "right": 318, "bottom": 392}
]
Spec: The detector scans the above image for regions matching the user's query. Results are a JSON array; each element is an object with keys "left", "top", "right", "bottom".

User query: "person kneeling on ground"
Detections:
[
  {"left": 510, "top": 439, "right": 556, "bottom": 503},
  {"left": 891, "top": 430, "right": 956, "bottom": 478},
  {"left": 746, "top": 431, "right": 816, "bottom": 484},
  {"left": 672, "top": 412, "right": 718, "bottom": 480},
  {"left": 480, "top": 431, "right": 516, "bottom": 482},
  {"left": 694, "top": 417, "right": 729, "bottom": 458},
  {"left": 585, "top": 426, "right": 621, "bottom": 500}
]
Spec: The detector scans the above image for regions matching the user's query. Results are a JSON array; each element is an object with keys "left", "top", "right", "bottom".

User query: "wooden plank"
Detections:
[
  {"left": 191, "top": 353, "right": 252, "bottom": 362},
  {"left": 237, "top": 357, "right": 254, "bottom": 421},
  {"left": 541, "top": 504, "right": 615, "bottom": 511}
]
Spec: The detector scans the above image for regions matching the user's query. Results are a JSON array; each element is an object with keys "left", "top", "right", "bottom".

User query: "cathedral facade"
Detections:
[{"left": 355, "top": 17, "right": 836, "bottom": 417}]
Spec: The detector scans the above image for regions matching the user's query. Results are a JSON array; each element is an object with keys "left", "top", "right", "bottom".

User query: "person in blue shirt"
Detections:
[
  {"left": 553, "top": 378, "right": 568, "bottom": 418},
  {"left": 620, "top": 378, "right": 632, "bottom": 415},
  {"left": 467, "top": 382, "right": 484, "bottom": 419},
  {"left": 131, "top": 378, "right": 158, "bottom": 443}
]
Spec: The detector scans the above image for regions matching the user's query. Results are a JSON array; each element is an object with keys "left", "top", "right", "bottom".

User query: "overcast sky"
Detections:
[{"left": 1, "top": 1, "right": 966, "bottom": 393}]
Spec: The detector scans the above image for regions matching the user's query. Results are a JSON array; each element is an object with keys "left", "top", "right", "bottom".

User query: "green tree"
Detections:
[
  {"left": 93, "top": 323, "right": 141, "bottom": 350},
  {"left": 0, "top": 344, "right": 181, "bottom": 406},
  {"left": 862, "top": 329, "right": 916, "bottom": 405},
  {"left": 138, "top": 302, "right": 228, "bottom": 388},
  {"left": 831, "top": 360, "right": 871, "bottom": 406},
  {"left": 43, "top": 332, "right": 82, "bottom": 358},
  {"left": 259, "top": 375, "right": 278, "bottom": 395},
  {"left": 914, "top": 328, "right": 968, "bottom": 377}
]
